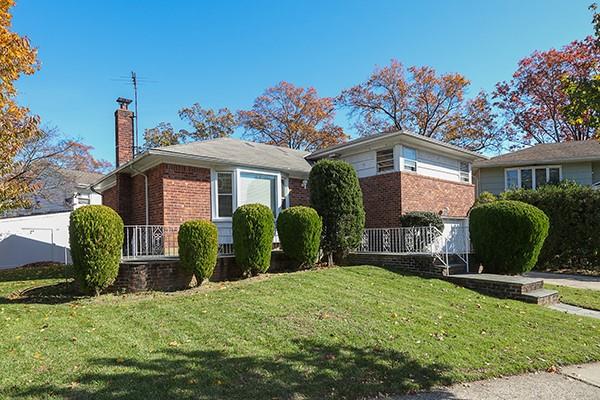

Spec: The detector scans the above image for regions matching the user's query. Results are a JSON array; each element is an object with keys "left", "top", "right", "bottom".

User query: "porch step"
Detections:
[
  {"left": 446, "top": 273, "right": 546, "bottom": 301},
  {"left": 518, "top": 289, "right": 560, "bottom": 305}
]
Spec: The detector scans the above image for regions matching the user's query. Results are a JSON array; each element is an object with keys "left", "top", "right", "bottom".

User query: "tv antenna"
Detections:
[{"left": 111, "top": 72, "right": 157, "bottom": 154}]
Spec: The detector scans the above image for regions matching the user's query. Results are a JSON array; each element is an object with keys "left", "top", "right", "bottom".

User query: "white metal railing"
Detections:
[
  {"left": 355, "top": 225, "right": 471, "bottom": 272},
  {"left": 122, "top": 225, "right": 268, "bottom": 260}
]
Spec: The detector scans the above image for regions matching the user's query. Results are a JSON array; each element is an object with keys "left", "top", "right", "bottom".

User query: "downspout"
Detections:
[{"left": 130, "top": 165, "right": 149, "bottom": 225}]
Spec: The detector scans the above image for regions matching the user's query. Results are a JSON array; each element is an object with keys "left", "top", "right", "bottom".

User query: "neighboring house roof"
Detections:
[
  {"left": 473, "top": 140, "right": 600, "bottom": 169},
  {"left": 307, "top": 130, "right": 487, "bottom": 161},
  {"left": 154, "top": 137, "right": 311, "bottom": 174},
  {"left": 57, "top": 168, "right": 104, "bottom": 188}
]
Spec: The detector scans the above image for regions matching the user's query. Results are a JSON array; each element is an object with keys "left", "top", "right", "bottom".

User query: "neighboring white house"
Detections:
[{"left": 0, "top": 167, "right": 103, "bottom": 269}]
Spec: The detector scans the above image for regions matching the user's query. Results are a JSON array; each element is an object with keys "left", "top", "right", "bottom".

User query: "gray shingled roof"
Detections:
[
  {"left": 474, "top": 140, "right": 600, "bottom": 168},
  {"left": 58, "top": 168, "right": 104, "bottom": 186},
  {"left": 154, "top": 137, "right": 312, "bottom": 175}
]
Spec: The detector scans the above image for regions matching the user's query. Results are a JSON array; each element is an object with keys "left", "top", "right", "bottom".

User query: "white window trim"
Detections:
[
  {"left": 212, "top": 168, "right": 283, "bottom": 221},
  {"left": 212, "top": 170, "right": 236, "bottom": 221},
  {"left": 459, "top": 161, "right": 472, "bottom": 184},
  {"left": 504, "top": 165, "right": 562, "bottom": 191},
  {"left": 400, "top": 145, "right": 418, "bottom": 173}
]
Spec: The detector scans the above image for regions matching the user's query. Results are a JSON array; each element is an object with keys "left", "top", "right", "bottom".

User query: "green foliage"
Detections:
[
  {"left": 501, "top": 182, "right": 600, "bottom": 269},
  {"left": 69, "top": 205, "right": 124, "bottom": 295},
  {"left": 309, "top": 159, "right": 365, "bottom": 263},
  {"left": 277, "top": 206, "right": 322, "bottom": 268},
  {"left": 469, "top": 200, "right": 549, "bottom": 274},
  {"left": 474, "top": 191, "right": 497, "bottom": 207},
  {"left": 178, "top": 220, "right": 218, "bottom": 283},
  {"left": 232, "top": 203, "right": 275, "bottom": 276},
  {"left": 399, "top": 211, "right": 444, "bottom": 232}
]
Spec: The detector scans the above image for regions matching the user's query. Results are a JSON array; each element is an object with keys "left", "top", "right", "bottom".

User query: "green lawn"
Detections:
[
  {"left": 547, "top": 284, "right": 600, "bottom": 311},
  {"left": 2, "top": 265, "right": 600, "bottom": 400}
]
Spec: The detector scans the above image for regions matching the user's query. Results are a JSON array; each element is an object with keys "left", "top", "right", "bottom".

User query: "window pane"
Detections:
[
  {"left": 218, "top": 173, "right": 232, "bottom": 194},
  {"left": 218, "top": 194, "right": 232, "bottom": 217},
  {"left": 376, "top": 149, "right": 394, "bottom": 173},
  {"left": 239, "top": 172, "right": 276, "bottom": 211},
  {"left": 535, "top": 168, "right": 547, "bottom": 188},
  {"left": 506, "top": 170, "right": 518, "bottom": 189},
  {"left": 548, "top": 168, "right": 560, "bottom": 184},
  {"left": 403, "top": 146, "right": 417, "bottom": 160},
  {"left": 404, "top": 159, "right": 417, "bottom": 172},
  {"left": 521, "top": 169, "right": 533, "bottom": 190}
]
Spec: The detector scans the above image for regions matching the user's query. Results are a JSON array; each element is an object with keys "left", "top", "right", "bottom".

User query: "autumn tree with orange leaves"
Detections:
[
  {"left": 494, "top": 36, "right": 599, "bottom": 145},
  {"left": 337, "top": 60, "right": 502, "bottom": 152},
  {"left": 0, "top": 0, "right": 42, "bottom": 212},
  {"left": 238, "top": 82, "right": 347, "bottom": 152}
]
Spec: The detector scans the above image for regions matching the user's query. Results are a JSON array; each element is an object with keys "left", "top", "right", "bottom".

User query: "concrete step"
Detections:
[
  {"left": 448, "top": 273, "right": 544, "bottom": 296},
  {"left": 518, "top": 289, "right": 560, "bottom": 305}
]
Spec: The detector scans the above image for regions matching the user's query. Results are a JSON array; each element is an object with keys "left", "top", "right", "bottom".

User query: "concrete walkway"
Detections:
[
  {"left": 525, "top": 271, "right": 600, "bottom": 290},
  {"left": 389, "top": 362, "right": 600, "bottom": 400},
  {"left": 549, "top": 303, "right": 600, "bottom": 319}
]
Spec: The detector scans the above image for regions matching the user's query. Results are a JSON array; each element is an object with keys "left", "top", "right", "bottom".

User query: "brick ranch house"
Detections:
[{"left": 93, "top": 98, "right": 487, "bottom": 246}]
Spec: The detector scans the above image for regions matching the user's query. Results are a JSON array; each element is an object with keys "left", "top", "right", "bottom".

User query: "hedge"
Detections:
[
  {"left": 469, "top": 200, "right": 549, "bottom": 274},
  {"left": 309, "top": 159, "right": 365, "bottom": 265},
  {"left": 232, "top": 203, "right": 275, "bottom": 276},
  {"left": 501, "top": 182, "right": 600, "bottom": 269},
  {"left": 277, "top": 206, "right": 322, "bottom": 268},
  {"left": 178, "top": 220, "right": 218, "bottom": 283},
  {"left": 399, "top": 211, "right": 444, "bottom": 232},
  {"left": 69, "top": 205, "right": 124, "bottom": 295}
]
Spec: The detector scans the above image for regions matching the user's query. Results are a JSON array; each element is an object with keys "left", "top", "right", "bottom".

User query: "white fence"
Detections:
[{"left": 122, "top": 225, "right": 241, "bottom": 260}]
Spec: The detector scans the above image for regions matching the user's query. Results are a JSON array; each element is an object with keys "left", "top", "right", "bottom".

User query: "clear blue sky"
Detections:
[{"left": 13, "top": 0, "right": 593, "bottom": 163}]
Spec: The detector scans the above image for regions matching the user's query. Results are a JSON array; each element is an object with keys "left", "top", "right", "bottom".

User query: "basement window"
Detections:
[{"left": 376, "top": 149, "right": 394, "bottom": 173}]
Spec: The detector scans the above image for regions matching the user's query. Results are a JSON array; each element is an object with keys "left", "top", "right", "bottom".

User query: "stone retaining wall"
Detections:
[{"left": 344, "top": 253, "right": 449, "bottom": 276}]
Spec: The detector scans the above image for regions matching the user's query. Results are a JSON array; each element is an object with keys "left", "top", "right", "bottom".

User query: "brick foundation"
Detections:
[
  {"left": 344, "top": 253, "right": 449, "bottom": 276},
  {"left": 112, "top": 251, "right": 296, "bottom": 293}
]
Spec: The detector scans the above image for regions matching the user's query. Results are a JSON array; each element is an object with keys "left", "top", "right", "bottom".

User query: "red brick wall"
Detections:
[
  {"left": 116, "top": 173, "right": 132, "bottom": 224},
  {"left": 162, "top": 164, "right": 211, "bottom": 226},
  {"left": 400, "top": 173, "right": 475, "bottom": 217},
  {"left": 359, "top": 172, "right": 402, "bottom": 228},
  {"left": 130, "top": 165, "right": 165, "bottom": 225},
  {"left": 102, "top": 185, "right": 118, "bottom": 212},
  {"left": 289, "top": 178, "right": 310, "bottom": 207}
]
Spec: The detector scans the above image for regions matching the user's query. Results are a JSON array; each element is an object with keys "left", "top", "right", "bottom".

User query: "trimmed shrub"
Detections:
[
  {"left": 277, "top": 206, "right": 322, "bottom": 268},
  {"left": 69, "top": 205, "right": 124, "bottom": 295},
  {"left": 178, "top": 220, "right": 218, "bottom": 283},
  {"left": 232, "top": 203, "right": 275, "bottom": 276},
  {"left": 474, "top": 191, "right": 497, "bottom": 207},
  {"left": 399, "top": 211, "right": 444, "bottom": 232},
  {"left": 309, "top": 159, "right": 365, "bottom": 265},
  {"left": 469, "top": 200, "right": 549, "bottom": 274},
  {"left": 501, "top": 182, "right": 600, "bottom": 269}
]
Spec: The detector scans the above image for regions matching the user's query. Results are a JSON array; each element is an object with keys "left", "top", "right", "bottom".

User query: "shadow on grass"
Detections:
[
  {"left": 8, "top": 339, "right": 455, "bottom": 400},
  {"left": 0, "top": 281, "right": 85, "bottom": 304},
  {"left": 0, "top": 264, "right": 72, "bottom": 283}
]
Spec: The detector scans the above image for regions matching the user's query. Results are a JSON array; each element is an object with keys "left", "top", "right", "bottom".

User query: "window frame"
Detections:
[
  {"left": 402, "top": 146, "right": 418, "bottom": 172},
  {"left": 504, "top": 165, "right": 562, "bottom": 191},
  {"left": 214, "top": 171, "right": 235, "bottom": 220},
  {"left": 376, "top": 148, "right": 395, "bottom": 174},
  {"left": 459, "top": 161, "right": 471, "bottom": 183}
]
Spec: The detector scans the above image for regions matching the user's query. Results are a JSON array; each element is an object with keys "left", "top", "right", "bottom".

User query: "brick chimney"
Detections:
[{"left": 115, "top": 97, "right": 134, "bottom": 167}]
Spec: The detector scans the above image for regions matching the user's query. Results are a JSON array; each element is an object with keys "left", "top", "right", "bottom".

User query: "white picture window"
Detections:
[
  {"left": 238, "top": 172, "right": 277, "bottom": 214},
  {"left": 216, "top": 172, "right": 233, "bottom": 218},
  {"left": 376, "top": 149, "right": 394, "bottom": 173},
  {"left": 505, "top": 166, "right": 561, "bottom": 191},
  {"left": 459, "top": 161, "right": 471, "bottom": 183},
  {"left": 403, "top": 146, "right": 417, "bottom": 172}
]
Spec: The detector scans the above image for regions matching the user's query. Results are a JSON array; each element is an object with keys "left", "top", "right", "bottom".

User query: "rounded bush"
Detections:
[
  {"left": 399, "top": 211, "right": 444, "bottom": 232},
  {"left": 309, "top": 159, "right": 365, "bottom": 264},
  {"left": 474, "top": 191, "right": 497, "bottom": 207},
  {"left": 232, "top": 203, "right": 275, "bottom": 276},
  {"left": 469, "top": 200, "right": 549, "bottom": 274},
  {"left": 69, "top": 205, "right": 124, "bottom": 295},
  {"left": 178, "top": 220, "right": 218, "bottom": 283},
  {"left": 277, "top": 206, "right": 322, "bottom": 268}
]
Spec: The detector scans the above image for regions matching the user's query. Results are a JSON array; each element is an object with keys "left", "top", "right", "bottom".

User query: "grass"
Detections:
[
  {"left": 1, "top": 265, "right": 600, "bottom": 400},
  {"left": 546, "top": 284, "right": 600, "bottom": 311}
]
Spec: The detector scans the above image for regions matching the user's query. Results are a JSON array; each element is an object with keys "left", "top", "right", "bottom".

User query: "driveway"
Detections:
[
  {"left": 525, "top": 271, "right": 600, "bottom": 290},
  {"left": 389, "top": 363, "right": 600, "bottom": 400}
]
